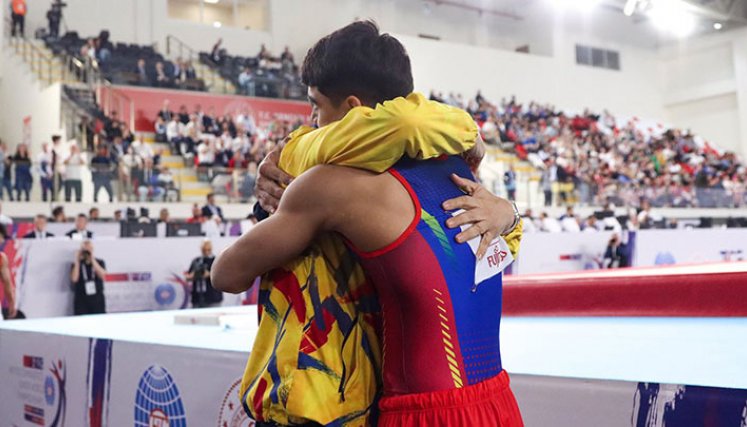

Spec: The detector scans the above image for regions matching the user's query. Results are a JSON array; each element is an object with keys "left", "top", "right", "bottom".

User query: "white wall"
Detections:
[
  {"left": 399, "top": 32, "right": 666, "bottom": 119},
  {"left": 658, "top": 28, "right": 747, "bottom": 158},
  {"left": 0, "top": 50, "right": 63, "bottom": 154}
]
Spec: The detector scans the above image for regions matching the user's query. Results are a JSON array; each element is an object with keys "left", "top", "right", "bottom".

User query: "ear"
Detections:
[{"left": 344, "top": 96, "right": 363, "bottom": 109}]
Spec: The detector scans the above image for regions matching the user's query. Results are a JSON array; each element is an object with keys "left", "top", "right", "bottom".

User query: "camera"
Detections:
[{"left": 81, "top": 250, "right": 91, "bottom": 260}]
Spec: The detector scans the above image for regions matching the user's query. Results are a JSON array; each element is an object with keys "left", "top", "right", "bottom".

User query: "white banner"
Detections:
[
  {"left": 13, "top": 237, "right": 244, "bottom": 318},
  {"left": 634, "top": 229, "right": 747, "bottom": 267},
  {"left": 514, "top": 231, "right": 615, "bottom": 274}
]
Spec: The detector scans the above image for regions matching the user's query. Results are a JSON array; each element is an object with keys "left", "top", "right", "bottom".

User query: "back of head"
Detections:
[{"left": 301, "top": 20, "right": 413, "bottom": 107}]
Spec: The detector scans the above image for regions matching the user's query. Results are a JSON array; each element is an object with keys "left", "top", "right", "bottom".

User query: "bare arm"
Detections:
[
  {"left": 70, "top": 253, "right": 80, "bottom": 284},
  {"left": 91, "top": 258, "right": 107, "bottom": 280},
  {"left": 212, "top": 167, "right": 333, "bottom": 293},
  {"left": 1, "top": 254, "right": 16, "bottom": 318}
]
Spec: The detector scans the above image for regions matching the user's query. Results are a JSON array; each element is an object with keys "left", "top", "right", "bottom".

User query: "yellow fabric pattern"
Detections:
[
  {"left": 240, "top": 93, "right": 523, "bottom": 426},
  {"left": 279, "top": 92, "right": 478, "bottom": 177}
]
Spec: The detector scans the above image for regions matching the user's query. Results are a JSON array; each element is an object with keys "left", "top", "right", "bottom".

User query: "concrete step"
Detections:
[
  {"left": 181, "top": 187, "right": 213, "bottom": 198},
  {"left": 181, "top": 181, "right": 212, "bottom": 190}
]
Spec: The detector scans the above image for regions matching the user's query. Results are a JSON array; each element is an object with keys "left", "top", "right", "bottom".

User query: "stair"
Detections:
[
  {"left": 194, "top": 61, "right": 236, "bottom": 95},
  {"left": 140, "top": 133, "right": 214, "bottom": 202},
  {"left": 8, "top": 38, "right": 69, "bottom": 86}
]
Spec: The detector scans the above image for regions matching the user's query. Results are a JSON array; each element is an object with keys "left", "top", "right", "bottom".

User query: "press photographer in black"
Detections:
[
  {"left": 47, "top": 0, "right": 65, "bottom": 39},
  {"left": 70, "top": 240, "right": 107, "bottom": 315},
  {"left": 184, "top": 240, "right": 223, "bottom": 308}
]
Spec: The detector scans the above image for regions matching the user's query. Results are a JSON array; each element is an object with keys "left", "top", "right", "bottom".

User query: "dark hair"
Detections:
[
  {"left": 207, "top": 192, "right": 215, "bottom": 199},
  {"left": 301, "top": 20, "right": 413, "bottom": 106},
  {"left": 0, "top": 224, "right": 7, "bottom": 240},
  {"left": 52, "top": 206, "right": 64, "bottom": 216},
  {"left": 77, "top": 213, "right": 87, "bottom": 219},
  {"left": 51, "top": 135, "right": 61, "bottom": 142}
]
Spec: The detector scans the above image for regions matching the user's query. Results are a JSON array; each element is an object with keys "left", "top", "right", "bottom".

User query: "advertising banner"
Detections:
[{"left": 12, "top": 237, "right": 246, "bottom": 318}]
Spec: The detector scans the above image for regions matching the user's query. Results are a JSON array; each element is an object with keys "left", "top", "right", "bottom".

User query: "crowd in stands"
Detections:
[
  {"left": 154, "top": 100, "right": 303, "bottom": 200},
  {"left": 431, "top": 91, "right": 747, "bottom": 209},
  {"left": 45, "top": 30, "right": 205, "bottom": 91},
  {"left": 201, "top": 40, "right": 305, "bottom": 99}
]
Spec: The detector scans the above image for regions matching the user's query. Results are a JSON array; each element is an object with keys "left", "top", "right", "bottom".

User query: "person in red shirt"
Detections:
[
  {"left": 10, "top": 0, "right": 27, "bottom": 37},
  {"left": 185, "top": 203, "right": 204, "bottom": 224}
]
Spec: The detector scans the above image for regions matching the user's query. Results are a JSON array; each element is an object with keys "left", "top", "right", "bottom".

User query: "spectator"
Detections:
[
  {"left": 503, "top": 163, "right": 517, "bottom": 201},
  {"left": 154, "top": 61, "right": 173, "bottom": 88},
  {"left": 560, "top": 206, "right": 581, "bottom": 232},
  {"left": 90, "top": 145, "right": 115, "bottom": 202},
  {"left": 66, "top": 214, "right": 93, "bottom": 240},
  {"left": 51, "top": 135, "right": 64, "bottom": 201},
  {"left": 603, "top": 233, "right": 629, "bottom": 268},
  {"left": 280, "top": 46, "right": 294, "bottom": 63},
  {"left": 0, "top": 142, "right": 11, "bottom": 201},
  {"left": 0, "top": 203, "right": 13, "bottom": 227},
  {"left": 177, "top": 105, "right": 190, "bottom": 125},
  {"left": 157, "top": 166, "right": 179, "bottom": 201},
  {"left": 134, "top": 58, "right": 149, "bottom": 86},
  {"left": 539, "top": 212, "right": 562, "bottom": 232},
  {"left": 155, "top": 117, "right": 168, "bottom": 143},
  {"left": 11, "top": 143, "right": 33, "bottom": 201},
  {"left": 583, "top": 215, "right": 600, "bottom": 232},
  {"left": 186, "top": 204, "right": 203, "bottom": 224},
  {"left": 239, "top": 161, "right": 257, "bottom": 201},
  {"left": 210, "top": 38, "right": 223, "bottom": 64},
  {"left": 51, "top": 205, "right": 66, "bottom": 223},
  {"left": 158, "top": 208, "right": 171, "bottom": 224},
  {"left": 202, "top": 192, "right": 224, "bottom": 222},
  {"left": 157, "top": 99, "right": 173, "bottom": 122},
  {"left": 63, "top": 144, "right": 86, "bottom": 202},
  {"left": 10, "top": 0, "right": 26, "bottom": 38},
  {"left": 113, "top": 209, "right": 123, "bottom": 222},
  {"left": 184, "top": 60, "right": 197, "bottom": 79},
  {"left": 47, "top": 1, "right": 62, "bottom": 39},
  {"left": 89, "top": 207, "right": 100, "bottom": 222},
  {"left": 23, "top": 214, "right": 54, "bottom": 239},
  {"left": 540, "top": 159, "right": 556, "bottom": 207},
  {"left": 37, "top": 142, "right": 54, "bottom": 202},
  {"left": 0, "top": 224, "right": 16, "bottom": 320},
  {"left": 238, "top": 67, "right": 254, "bottom": 96},
  {"left": 258, "top": 44, "right": 270, "bottom": 60},
  {"left": 70, "top": 240, "right": 107, "bottom": 315},
  {"left": 184, "top": 240, "right": 222, "bottom": 308}
]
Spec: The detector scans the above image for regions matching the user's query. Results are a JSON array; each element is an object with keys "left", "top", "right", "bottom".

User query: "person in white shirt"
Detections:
[
  {"left": 63, "top": 144, "right": 86, "bottom": 202},
  {"left": 130, "top": 134, "right": 154, "bottom": 161},
  {"left": 540, "top": 212, "right": 563, "bottom": 232},
  {"left": 22, "top": 214, "right": 55, "bottom": 239}
]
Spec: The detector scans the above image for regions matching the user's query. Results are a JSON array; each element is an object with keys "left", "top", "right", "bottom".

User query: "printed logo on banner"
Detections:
[
  {"left": 154, "top": 284, "right": 177, "bottom": 306},
  {"left": 87, "top": 339, "right": 113, "bottom": 427},
  {"left": 720, "top": 249, "right": 744, "bottom": 262},
  {"left": 134, "top": 365, "right": 187, "bottom": 427},
  {"left": 632, "top": 382, "right": 747, "bottom": 426},
  {"left": 558, "top": 252, "right": 603, "bottom": 270},
  {"left": 217, "top": 379, "right": 254, "bottom": 427},
  {"left": 654, "top": 252, "right": 676, "bottom": 266},
  {"left": 14, "top": 356, "right": 67, "bottom": 427}
]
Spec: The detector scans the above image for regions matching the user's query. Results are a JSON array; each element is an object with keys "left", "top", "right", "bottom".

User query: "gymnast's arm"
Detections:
[{"left": 212, "top": 167, "right": 340, "bottom": 294}]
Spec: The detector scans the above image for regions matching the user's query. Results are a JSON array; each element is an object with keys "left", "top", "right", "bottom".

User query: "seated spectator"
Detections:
[
  {"left": 23, "top": 214, "right": 54, "bottom": 239},
  {"left": 603, "top": 233, "right": 629, "bottom": 268},
  {"left": 210, "top": 38, "right": 224, "bottom": 65},
  {"left": 177, "top": 105, "right": 190, "bottom": 124},
  {"left": 157, "top": 166, "right": 179, "bottom": 202},
  {"left": 51, "top": 205, "right": 66, "bottom": 223},
  {"left": 154, "top": 62, "right": 173, "bottom": 88},
  {"left": 539, "top": 212, "right": 562, "bottom": 233},
  {"left": 186, "top": 203, "right": 204, "bottom": 224},
  {"left": 65, "top": 214, "right": 93, "bottom": 240},
  {"left": 238, "top": 67, "right": 254, "bottom": 96},
  {"left": 89, "top": 207, "right": 100, "bottom": 222},
  {"left": 134, "top": 58, "right": 150, "bottom": 86},
  {"left": 158, "top": 100, "right": 173, "bottom": 122},
  {"left": 155, "top": 117, "right": 168, "bottom": 143},
  {"left": 202, "top": 192, "right": 224, "bottom": 222},
  {"left": 583, "top": 215, "right": 600, "bottom": 232}
]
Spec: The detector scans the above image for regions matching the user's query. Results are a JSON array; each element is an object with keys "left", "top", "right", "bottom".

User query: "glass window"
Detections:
[{"left": 167, "top": 0, "right": 268, "bottom": 31}]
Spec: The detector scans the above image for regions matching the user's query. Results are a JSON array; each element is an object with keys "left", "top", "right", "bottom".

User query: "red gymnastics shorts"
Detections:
[{"left": 378, "top": 370, "right": 524, "bottom": 427}]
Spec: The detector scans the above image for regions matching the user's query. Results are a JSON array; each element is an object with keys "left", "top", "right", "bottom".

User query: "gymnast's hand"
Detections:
[
  {"left": 256, "top": 144, "right": 293, "bottom": 214},
  {"left": 442, "top": 174, "right": 516, "bottom": 260}
]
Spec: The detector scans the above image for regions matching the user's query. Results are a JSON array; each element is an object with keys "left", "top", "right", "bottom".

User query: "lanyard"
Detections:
[{"left": 81, "top": 262, "right": 92, "bottom": 282}]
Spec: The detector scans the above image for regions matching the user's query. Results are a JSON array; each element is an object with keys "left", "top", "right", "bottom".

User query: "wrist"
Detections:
[{"left": 501, "top": 201, "right": 521, "bottom": 235}]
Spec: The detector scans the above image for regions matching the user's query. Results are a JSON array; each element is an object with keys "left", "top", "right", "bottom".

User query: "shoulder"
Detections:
[{"left": 281, "top": 165, "right": 375, "bottom": 217}]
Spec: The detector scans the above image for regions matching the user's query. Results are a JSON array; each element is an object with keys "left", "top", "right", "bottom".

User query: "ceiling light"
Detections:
[
  {"left": 213, "top": 21, "right": 222, "bottom": 28},
  {"left": 714, "top": 22, "right": 723, "bottom": 30},
  {"left": 648, "top": 0, "right": 696, "bottom": 37},
  {"left": 205, "top": 0, "right": 220, "bottom": 3},
  {"left": 623, "top": 0, "right": 638, "bottom": 16}
]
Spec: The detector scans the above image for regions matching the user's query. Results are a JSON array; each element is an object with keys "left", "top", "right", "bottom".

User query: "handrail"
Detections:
[
  {"left": 100, "top": 80, "right": 135, "bottom": 132},
  {"left": 3, "top": 16, "right": 58, "bottom": 86},
  {"left": 165, "top": 34, "right": 197, "bottom": 61}
]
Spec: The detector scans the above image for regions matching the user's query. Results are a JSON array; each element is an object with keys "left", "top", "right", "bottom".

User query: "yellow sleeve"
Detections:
[
  {"left": 502, "top": 220, "right": 523, "bottom": 260},
  {"left": 278, "top": 93, "right": 477, "bottom": 177}
]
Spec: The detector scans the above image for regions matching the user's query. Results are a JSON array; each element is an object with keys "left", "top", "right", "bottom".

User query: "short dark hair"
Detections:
[
  {"left": 301, "top": 20, "right": 413, "bottom": 106},
  {"left": 0, "top": 224, "right": 7, "bottom": 240},
  {"left": 78, "top": 213, "right": 87, "bottom": 219},
  {"left": 52, "top": 135, "right": 61, "bottom": 142},
  {"left": 207, "top": 192, "right": 215, "bottom": 199}
]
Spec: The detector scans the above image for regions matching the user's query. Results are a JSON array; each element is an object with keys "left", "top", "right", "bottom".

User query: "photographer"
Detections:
[
  {"left": 47, "top": 1, "right": 64, "bottom": 39},
  {"left": 184, "top": 240, "right": 222, "bottom": 308},
  {"left": 70, "top": 240, "right": 107, "bottom": 315},
  {"left": 603, "top": 233, "right": 630, "bottom": 269}
]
